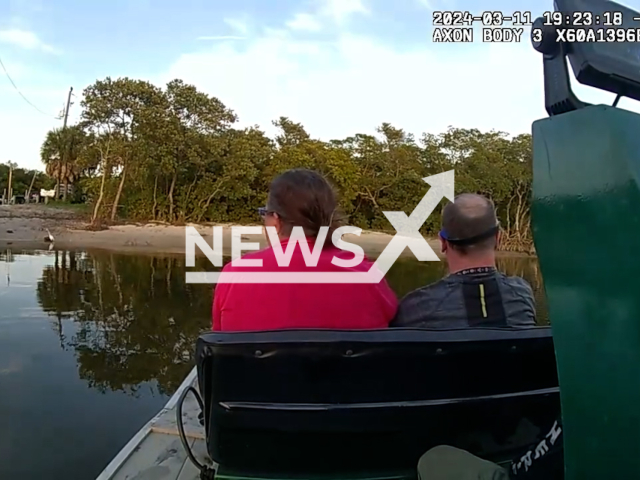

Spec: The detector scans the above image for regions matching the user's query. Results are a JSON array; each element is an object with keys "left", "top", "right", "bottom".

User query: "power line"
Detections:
[{"left": 0, "top": 55, "right": 61, "bottom": 118}]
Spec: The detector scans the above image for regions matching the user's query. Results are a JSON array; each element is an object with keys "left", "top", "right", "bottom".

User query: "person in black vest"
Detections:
[{"left": 392, "top": 193, "right": 536, "bottom": 328}]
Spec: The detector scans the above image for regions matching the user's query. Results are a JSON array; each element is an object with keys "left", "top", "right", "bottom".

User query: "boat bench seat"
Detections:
[{"left": 195, "top": 327, "right": 560, "bottom": 475}]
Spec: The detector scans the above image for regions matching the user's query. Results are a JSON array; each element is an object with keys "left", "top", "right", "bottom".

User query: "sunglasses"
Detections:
[
  {"left": 258, "top": 207, "right": 276, "bottom": 218},
  {"left": 439, "top": 223, "right": 500, "bottom": 245}
]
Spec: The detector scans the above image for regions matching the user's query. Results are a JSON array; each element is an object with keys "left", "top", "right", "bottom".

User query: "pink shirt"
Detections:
[{"left": 212, "top": 238, "right": 398, "bottom": 331}]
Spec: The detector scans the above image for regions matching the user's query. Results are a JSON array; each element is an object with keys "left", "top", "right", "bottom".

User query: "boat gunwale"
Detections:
[{"left": 95, "top": 366, "right": 198, "bottom": 480}]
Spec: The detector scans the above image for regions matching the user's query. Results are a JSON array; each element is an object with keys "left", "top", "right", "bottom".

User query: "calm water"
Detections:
[{"left": 0, "top": 249, "right": 547, "bottom": 480}]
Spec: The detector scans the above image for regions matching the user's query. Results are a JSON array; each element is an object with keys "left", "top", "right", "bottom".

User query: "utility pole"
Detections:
[
  {"left": 7, "top": 162, "right": 13, "bottom": 203},
  {"left": 27, "top": 170, "right": 37, "bottom": 202},
  {"left": 63, "top": 86, "right": 73, "bottom": 128},
  {"left": 56, "top": 87, "right": 73, "bottom": 201}
]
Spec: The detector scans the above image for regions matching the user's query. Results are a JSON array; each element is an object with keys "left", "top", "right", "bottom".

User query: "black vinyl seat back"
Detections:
[{"left": 196, "top": 327, "right": 559, "bottom": 475}]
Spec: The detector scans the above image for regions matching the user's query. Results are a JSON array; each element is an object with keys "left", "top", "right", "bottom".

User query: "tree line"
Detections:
[
  {"left": 0, "top": 162, "right": 54, "bottom": 200},
  {"left": 39, "top": 77, "right": 533, "bottom": 252}
]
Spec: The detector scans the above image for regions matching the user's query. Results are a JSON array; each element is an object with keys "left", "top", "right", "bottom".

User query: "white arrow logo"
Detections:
[
  {"left": 369, "top": 169, "right": 455, "bottom": 282},
  {"left": 186, "top": 170, "right": 454, "bottom": 284}
]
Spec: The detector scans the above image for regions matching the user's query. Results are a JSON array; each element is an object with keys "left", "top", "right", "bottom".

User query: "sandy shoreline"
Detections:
[
  {"left": 0, "top": 205, "right": 443, "bottom": 257},
  {"left": 0, "top": 204, "right": 530, "bottom": 258}
]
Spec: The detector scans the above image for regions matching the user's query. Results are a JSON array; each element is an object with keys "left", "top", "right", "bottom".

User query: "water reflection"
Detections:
[{"left": 35, "top": 251, "right": 213, "bottom": 396}]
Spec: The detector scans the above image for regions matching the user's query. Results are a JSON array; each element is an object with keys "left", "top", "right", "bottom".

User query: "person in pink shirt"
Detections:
[{"left": 212, "top": 169, "right": 398, "bottom": 331}]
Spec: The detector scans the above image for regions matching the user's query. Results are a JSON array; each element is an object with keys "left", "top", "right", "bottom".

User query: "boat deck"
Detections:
[{"left": 96, "top": 367, "right": 215, "bottom": 480}]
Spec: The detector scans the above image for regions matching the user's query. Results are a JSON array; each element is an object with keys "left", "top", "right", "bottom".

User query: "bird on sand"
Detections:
[{"left": 44, "top": 229, "right": 54, "bottom": 243}]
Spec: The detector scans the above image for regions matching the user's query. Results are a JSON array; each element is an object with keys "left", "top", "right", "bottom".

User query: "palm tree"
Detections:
[{"left": 40, "top": 126, "right": 86, "bottom": 201}]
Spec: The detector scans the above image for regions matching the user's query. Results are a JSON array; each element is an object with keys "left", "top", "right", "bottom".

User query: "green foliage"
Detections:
[
  {"left": 40, "top": 125, "right": 90, "bottom": 200},
  {"left": 39, "top": 77, "right": 534, "bottom": 251},
  {"left": 0, "top": 162, "right": 54, "bottom": 197}
]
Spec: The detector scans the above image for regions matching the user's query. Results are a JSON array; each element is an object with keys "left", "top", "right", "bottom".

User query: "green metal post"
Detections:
[{"left": 532, "top": 104, "right": 640, "bottom": 478}]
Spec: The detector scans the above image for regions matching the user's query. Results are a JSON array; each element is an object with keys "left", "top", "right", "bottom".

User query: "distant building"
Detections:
[{"left": 59, "top": 183, "right": 74, "bottom": 198}]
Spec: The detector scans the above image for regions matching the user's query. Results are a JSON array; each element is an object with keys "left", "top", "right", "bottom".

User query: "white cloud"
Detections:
[
  {"left": 283, "top": 0, "right": 369, "bottom": 34},
  {"left": 286, "top": 13, "right": 323, "bottom": 32},
  {"left": 319, "top": 0, "right": 369, "bottom": 23},
  {"left": 159, "top": 23, "right": 632, "bottom": 151},
  {"left": 0, "top": 28, "right": 58, "bottom": 54},
  {"left": 224, "top": 18, "right": 249, "bottom": 35},
  {"left": 158, "top": 33, "right": 509, "bottom": 142}
]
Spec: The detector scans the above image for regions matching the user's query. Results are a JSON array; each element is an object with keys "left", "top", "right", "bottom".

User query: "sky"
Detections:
[{"left": 1, "top": 0, "right": 640, "bottom": 171}]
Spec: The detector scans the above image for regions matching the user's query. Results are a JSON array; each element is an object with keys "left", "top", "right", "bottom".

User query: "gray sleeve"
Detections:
[
  {"left": 502, "top": 276, "right": 537, "bottom": 326},
  {"left": 391, "top": 281, "right": 450, "bottom": 327}
]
